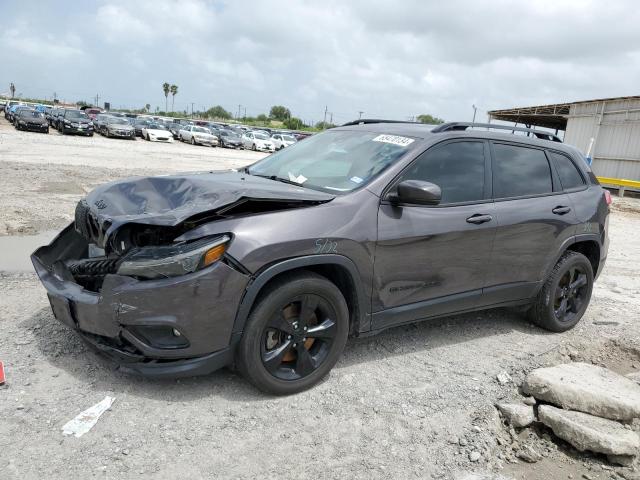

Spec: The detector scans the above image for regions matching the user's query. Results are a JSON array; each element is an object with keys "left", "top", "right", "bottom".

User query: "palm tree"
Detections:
[
  {"left": 170, "top": 85, "right": 178, "bottom": 112},
  {"left": 162, "top": 82, "right": 170, "bottom": 112}
]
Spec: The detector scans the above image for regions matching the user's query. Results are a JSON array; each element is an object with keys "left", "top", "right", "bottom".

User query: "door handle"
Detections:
[
  {"left": 552, "top": 206, "right": 572, "bottom": 215},
  {"left": 466, "top": 214, "right": 493, "bottom": 224}
]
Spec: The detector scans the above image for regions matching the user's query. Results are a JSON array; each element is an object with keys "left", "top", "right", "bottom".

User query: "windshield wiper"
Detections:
[{"left": 248, "top": 172, "right": 302, "bottom": 186}]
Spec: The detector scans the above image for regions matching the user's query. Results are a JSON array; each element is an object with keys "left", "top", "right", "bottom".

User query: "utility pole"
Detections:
[
  {"left": 358, "top": 111, "right": 364, "bottom": 119},
  {"left": 243, "top": 107, "right": 246, "bottom": 119},
  {"left": 191, "top": 102, "right": 195, "bottom": 118},
  {"left": 329, "top": 112, "right": 333, "bottom": 125},
  {"left": 94, "top": 93, "right": 100, "bottom": 107},
  {"left": 323, "top": 105, "right": 328, "bottom": 128},
  {"left": 472, "top": 104, "right": 477, "bottom": 123},
  {"left": 237, "top": 104, "right": 242, "bottom": 120}
]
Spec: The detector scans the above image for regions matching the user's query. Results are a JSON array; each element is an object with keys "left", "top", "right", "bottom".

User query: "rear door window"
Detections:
[
  {"left": 492, "top": 143, "right": 553, "bottom": 198},
  {"left": 548, "top": 151, "right": 585, "bottom": 191}
]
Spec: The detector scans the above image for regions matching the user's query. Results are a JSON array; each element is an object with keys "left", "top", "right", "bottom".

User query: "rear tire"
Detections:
[
  {"left": 528, "top": 251, "right": 594, "bottom": 332},
  {"left": 237, "top": 271, "right": 349, "bottom": 395}
]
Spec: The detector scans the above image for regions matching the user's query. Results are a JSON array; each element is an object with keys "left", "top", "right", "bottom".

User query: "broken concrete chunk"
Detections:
[
  {"left": 496, "top": 372, "right": 512, "bottom": 385},
  {"left": 538, "top": 405, "right": 640, "bottom": 456},
  {"left": 523, "top": 363, "right": 640, "bottom": 421},
  {"left": 496, "top": 403, "right": 536, "bottom": 428}
]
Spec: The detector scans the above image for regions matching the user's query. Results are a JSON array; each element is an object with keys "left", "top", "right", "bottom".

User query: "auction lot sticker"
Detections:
[{"left": 372, "top": 134, "right": 415, "bottom": 147}]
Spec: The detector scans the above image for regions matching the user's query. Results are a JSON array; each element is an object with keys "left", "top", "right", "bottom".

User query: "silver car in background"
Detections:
[{"left": 179, "top": 125, "right": 219, "bottom": 146}]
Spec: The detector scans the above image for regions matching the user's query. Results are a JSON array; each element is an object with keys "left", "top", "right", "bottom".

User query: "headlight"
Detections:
[{"left": 116, "top": 235, "right": 230, "bottom": 280}]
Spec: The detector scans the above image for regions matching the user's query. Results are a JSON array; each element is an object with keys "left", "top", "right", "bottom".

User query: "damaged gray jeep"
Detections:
[{"left": 33, "top": 121, "right": 609, "bottom": 394}]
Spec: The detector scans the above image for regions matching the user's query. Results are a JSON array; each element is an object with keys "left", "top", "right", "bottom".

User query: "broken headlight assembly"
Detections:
[{"left": 117, "top": 235, "right": 230, "bottom": 280}]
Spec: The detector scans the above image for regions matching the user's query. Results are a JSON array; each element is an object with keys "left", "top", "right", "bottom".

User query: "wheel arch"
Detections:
[
  {"left": 232, "top": 255, "right": 368, "bottom": 337},
  {"left": 543, "top": 234, "right": 603, "bottom": 284}
]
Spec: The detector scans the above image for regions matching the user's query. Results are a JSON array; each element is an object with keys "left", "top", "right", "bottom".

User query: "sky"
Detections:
[{"left": 1, "top": 0, "right": 639, "bottom": 125}]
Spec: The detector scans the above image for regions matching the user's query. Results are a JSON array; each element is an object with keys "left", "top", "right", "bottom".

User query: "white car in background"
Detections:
[
  {"left": 142, "top": 122, "right": 174, "bottom": 143},
  {"left": 179, "top": 125, "right": 219, "bottom": 147},
  {"left": 242, "top": 131, "right": 275, "bottom": 152},
  {"left": 271, "top": 133, "right": 297, "bottom": 150}
]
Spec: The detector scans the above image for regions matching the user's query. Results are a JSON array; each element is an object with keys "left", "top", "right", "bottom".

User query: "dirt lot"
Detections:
[{"left": 1, "top": 118, "right": 640, "bottom": 480}]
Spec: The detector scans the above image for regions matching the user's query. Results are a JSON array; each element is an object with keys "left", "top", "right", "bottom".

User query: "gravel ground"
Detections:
[{"left": 1, "top": 118, "right": 640, "bottom": 480}]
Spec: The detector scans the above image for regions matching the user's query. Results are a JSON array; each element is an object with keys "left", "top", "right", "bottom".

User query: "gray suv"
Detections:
[{"left": 32, "top": 121, "right": 610, "bottom": 394}]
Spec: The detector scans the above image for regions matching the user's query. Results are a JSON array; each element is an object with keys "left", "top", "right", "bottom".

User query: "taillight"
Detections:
[{"left": 604, "top": 190, "right": 612, "bottom": 205}]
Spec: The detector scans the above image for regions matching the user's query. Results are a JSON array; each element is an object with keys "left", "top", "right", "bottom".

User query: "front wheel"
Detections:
[
  {"left": 191, "top": 137, "right": 196, "bottom": 145},
  {"left": 528, "top": 251, "right": 594, "bottom": 332},
  {"left": 252, "top": 143, "right": 257, "bottom": 151},
  {"left": 236, "top": 271, "right": 349, "bottom": 395}
]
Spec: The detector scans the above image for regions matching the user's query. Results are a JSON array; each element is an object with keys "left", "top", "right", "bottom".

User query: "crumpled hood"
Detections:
[{"left": 84, "top": 170, "right": 335, "bottom": 243}]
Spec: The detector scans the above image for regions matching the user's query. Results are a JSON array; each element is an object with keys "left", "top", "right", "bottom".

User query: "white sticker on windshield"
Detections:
[
  {"left": 372, "top": 134, "right": 415, "bottom": 147},
  {"left": 288, "top": 172, "right": 308, "bottom": 184},
  {"left": 350, "top": 176, "right": 364, "bottom": 184}
]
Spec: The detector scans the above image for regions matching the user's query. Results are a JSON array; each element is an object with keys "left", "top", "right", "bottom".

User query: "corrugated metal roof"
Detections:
[{"left": 488, "top": 95, "right": 640, "bottom": 130}]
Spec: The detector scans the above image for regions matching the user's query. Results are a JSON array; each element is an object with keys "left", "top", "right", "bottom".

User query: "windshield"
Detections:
[
  {"left": 148, "top": 123, "right": 167, "bottom": 130},
  {"left": 248, "top": 130, "right": 415, "bottom": 193},
  {"left": 254, "top": 132, "right": 269, "bottom": 140},
  {"left": 282, "top": 135, "right": 296, "bottom": 142},
  {"left": 108, "top": 117, "right": 129, "bottom": 125},
  {"left": 66, "top": 110, "right": 88, "bottom": 120},
  {"left": 20, "top": 110, "right": 43, "bottom": 118},
  {"left": 193, "top": 127, "right": 209, "bottom": 134}
]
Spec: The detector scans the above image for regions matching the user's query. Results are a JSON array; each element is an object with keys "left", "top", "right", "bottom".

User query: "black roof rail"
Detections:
[
  {"left": 431, "top": 122, "right": 562, "bottom": 143},
  {"left": 342, "top": 118, "right": 420, "bottom": 126}
]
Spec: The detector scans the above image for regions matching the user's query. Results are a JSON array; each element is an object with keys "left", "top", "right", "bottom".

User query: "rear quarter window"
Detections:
[{"left": 548, "top": 151, "right": 585, "bottom": 190}]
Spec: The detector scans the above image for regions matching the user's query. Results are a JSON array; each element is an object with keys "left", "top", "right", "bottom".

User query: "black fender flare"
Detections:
[
  {"left": 540, "top": 233, "right": 603, "bottom": 287},
  {"left": 231, "top": 254, "right": 368, "bottom": 335}
]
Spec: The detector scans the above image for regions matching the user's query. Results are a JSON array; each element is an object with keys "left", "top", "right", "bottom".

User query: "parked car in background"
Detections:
[
  {"left": 271, "top": 133, "right": 297, "bottom": 150},
  {"left": 84, "top": 107, "right": 102, "bottom": 120},
  {"left": 179, "top": 125, "right": 219, "bottom": 146},
  {"left": 242, "top": 131, "right": 275, "bottom": 152},
  {"left": 53, "top": 109, "right": 67, "bottom": 130},
  {"left": 218, "top": 130, "right": 244, "bottom": 149},
  {"left": 4, "top": 100, "right": 21, "bottom": 119},
  {"left": 103, "top": 116, "right": 136, "bottom": 139},
  {"left": 14, "top": 109, "right": 49, "bottom": 133},
  {"left": 7, "top": 104, "right": 30, "bottom": 124},
  {"left": 133, "top": 119, "right": 153, "bottom": 137},
  {"left": 142, "top": 123, "right": 173, "bottom": 143},
  {"left": 59, "top": 109, "right": 94, "bottom": 136},
  {"left": 94, "top": 114, "right": 112, "bottom": 134},
  {"left": 168, "top": 123, "right": 184, "bottom": 139}
]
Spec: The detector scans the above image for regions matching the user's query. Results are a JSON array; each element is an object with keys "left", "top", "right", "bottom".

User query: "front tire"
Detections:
[
  {"left": 237, "top": 271, "right": 349, "bottom": 395},
  {"left": 191, "top": 137, "right": 196, "bottom": 145},
  {"left": 529, "top": 251, "right": 594, "bottom": 332}
]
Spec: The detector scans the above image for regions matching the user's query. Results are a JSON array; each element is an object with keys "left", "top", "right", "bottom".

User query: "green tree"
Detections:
[
  {"left": 416, "top": 114, "right": 444, "bottom": 125},
  {"left": 315, "top": 121, "right": 335, "bottom": 129},
  {"left": 283, "top": 117, "right": 304, "bottom": 130},
  {"left": 256, "top": 113, "right": 269, "bottom": 123},
  {"left": 162, "top": 82, "right": 170, "bottom": 112},
  {"left": 206, "top": 105, "right": 232, "bottom": 120},
  {"left": 145, "top": 103, "right": 151, "bottom": 112},
  {"left": 269, "top": 105, "right": 291, "bottom": 121},
  {"left": 170, "top": 85, "right": 178, "bottom": 111}
]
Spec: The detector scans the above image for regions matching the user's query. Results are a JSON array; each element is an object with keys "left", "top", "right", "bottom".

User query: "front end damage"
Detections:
[
  {"left": 32, "top": 172, "right": 334, "bottom": 378},
  {"left": 32, "top": 224, "right": 249, "bottom": 377}
]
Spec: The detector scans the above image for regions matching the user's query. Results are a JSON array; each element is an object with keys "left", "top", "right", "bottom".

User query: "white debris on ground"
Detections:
[{"left": 61, "top": 396, "right": 115, "bottom": 438}]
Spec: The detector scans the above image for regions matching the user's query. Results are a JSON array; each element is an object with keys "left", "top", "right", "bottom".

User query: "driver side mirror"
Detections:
[{"left": 389, "top": 180, "right": 442, "bottom": 205}]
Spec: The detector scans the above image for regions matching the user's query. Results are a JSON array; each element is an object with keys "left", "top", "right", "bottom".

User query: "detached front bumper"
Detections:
[{"left": 32, "top": 224, "right": 249, "bottom": 378}]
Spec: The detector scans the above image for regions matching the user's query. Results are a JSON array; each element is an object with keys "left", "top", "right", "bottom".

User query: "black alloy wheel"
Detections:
[
  {"left": 261, "top": 294, "right": 337, "bottom": 381},
  {"left": 553, "top": 266, "right": 588, "bottom": 323},
  {"left": 237, "top": 271, "right": 349, "bottom": 394},
  {"left": 529, "top": 251, "right": 594, "bottom": 332}
]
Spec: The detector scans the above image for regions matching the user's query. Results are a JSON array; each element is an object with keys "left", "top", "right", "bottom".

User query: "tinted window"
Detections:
[
  {"left": 492, "top": 144, "right": 552, "bottom": 198},
  {"left": 549, "top": 151, "right": 585, "bottom": 190},
  {"left": 398, "top": 141, "right": 485, "bottom": 204}
]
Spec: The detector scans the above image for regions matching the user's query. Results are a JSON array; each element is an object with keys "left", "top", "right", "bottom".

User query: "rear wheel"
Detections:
[
  {"left": 529, "top": 251, "right": 594, "bottom": 332},
  {"left": 252, "top": 143, "right": 257, "bottom": 151},
  {"left": 237, "top": 271, "right": 349, "bottom": 395}
]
